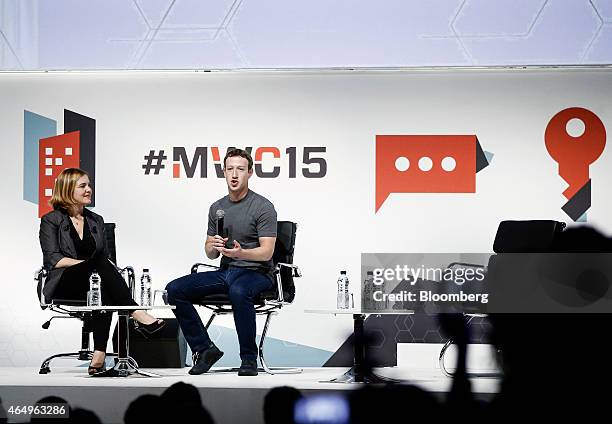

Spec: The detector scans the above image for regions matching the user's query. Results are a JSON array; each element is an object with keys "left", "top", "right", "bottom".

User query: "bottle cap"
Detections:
[
  {"left": 143, "top": 268, "right": 149, "bottom": 273},
  {"left": 340, "top": 271, "right": 346, "bottom": 274}
]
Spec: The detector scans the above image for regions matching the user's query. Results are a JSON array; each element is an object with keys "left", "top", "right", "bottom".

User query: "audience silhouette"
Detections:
[
  {"left": 29, "top": 396, "right": 70, "bottom": 423},
  {"left": 487, "top": 225, "right": 612, "bottom": 419},
  {"left": 263, "top": 386, "right": 303, "bottom": 424},
  {"left": 123, "top": 394, "right": 162, "bottom": 424},
  {"left": 0, "top": 397, "right": 7, "bottom": 423},
  {"left": 160, "top": 382, "right": 214, "bottom": 423}
]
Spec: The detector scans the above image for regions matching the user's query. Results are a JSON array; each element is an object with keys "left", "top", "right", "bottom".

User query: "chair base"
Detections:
[
  {"left": 39, "top": 350, "right": 93, "bottom": 374},
  {"left": 261, "top": 367, "right": 303, "bottom": 375},
  {"left": 438, "top": 314, "right": 503, "bottom": 379},
  {"left": 323, "top": 365, "right": 399, "bottom": 384},
  {"left": 439, "top": 337, "right": 503, "bottom": 378},
  {"left": 92, "top": 356, "right": 160, "bottom": 378},
  {"left": 39, "top": 351, "right": 118, "bottom": 375},
  {"left": 200, "top": 309, "right": 304, "bottom": 376}
]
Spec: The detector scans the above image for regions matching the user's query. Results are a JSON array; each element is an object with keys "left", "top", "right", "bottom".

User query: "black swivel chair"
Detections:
[
  {"left": 191, "top": 221, "right": 302, "bottom": 375},
  {"left": 438, "top": 220, "right": 566, "bottom": 378},
  {"left": 35, "top": 223, "right": 136, "bottom": 374}
]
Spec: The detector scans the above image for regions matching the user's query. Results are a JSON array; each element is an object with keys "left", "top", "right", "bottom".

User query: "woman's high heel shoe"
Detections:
[
  {"left": 134, "top": 319, "right": 165, "bottom": 337},
  {"left": 88, "top": 364, "right": 106, "bottom": 375},
  {"left": 88, "top": 356, "right": 106, "bottom": 375}
]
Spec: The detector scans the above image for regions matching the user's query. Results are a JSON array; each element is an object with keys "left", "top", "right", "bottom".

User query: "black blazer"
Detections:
[{"left": 39, "top": 208, "right": 110, "bottom": 299}]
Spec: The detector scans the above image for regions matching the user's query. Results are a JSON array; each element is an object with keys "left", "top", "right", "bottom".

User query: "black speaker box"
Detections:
[{"left": 112, "top": 318, "right": 187, "bottom": 368}]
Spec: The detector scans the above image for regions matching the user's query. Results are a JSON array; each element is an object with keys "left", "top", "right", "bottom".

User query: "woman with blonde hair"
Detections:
[{"left": 39, "top": 168, "right": 164, "bottom": 375}]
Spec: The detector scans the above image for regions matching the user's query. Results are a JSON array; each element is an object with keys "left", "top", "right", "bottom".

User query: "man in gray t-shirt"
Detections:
[
  {"left": 207, "top": 189, "right": 277, "bottom": 276},
  {"left": 166, "top": 149, "right": 277, "bottom": 377}
]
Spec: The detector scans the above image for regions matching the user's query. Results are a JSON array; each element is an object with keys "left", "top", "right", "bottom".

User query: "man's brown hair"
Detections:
[{"left": 223, "top": 148, "right": 253, "bottom": 171}]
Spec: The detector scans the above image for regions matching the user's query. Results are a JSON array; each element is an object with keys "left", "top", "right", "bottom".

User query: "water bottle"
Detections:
[
  {"left": 140, "top": 268, "right": 152, "bottom": 307},
  {"left": 88, "top": 270, "right": 102, "bottom": 307},
  {"left": 337, "top": 271, "right": 349, "bottom": 309}
]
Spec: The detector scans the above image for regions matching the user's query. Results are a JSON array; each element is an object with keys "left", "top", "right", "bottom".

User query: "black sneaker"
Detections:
[
  {"left": 189, "top": 344, "right": 224, "bottom": 375},
  {"left": 237, "top": 359, "right": 258, "bottom": 376}
]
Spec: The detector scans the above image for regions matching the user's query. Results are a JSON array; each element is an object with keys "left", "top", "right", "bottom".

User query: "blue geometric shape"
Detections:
[
  {"left": 38, "top": 0, "right": 148, "bottom": 70},
  {"left": 461, "top": 0, "right": 602, "bottom": 65},
  {"left": 134, "top": 0, "right": 174, "bottom": 28},
  {"left": 577, "top": 212, "right": 587, "bottom": 223},
  {"left": 228, "top": 0, "right": 467, "bottom": 68},
  {"left": 453, "top": 0, "right": 547, "bottom": 36},
  {"left": 592, "top": 0, "right": 612, "bottom": 21},
  {"left": 583, "top": 24, "right": 612, "bottom": 64},
  {"left": 484, "top": 151, "right": 494, "bottom": 164},
  {"left": 23, "top": 110, "right": 56, "bottom": 204},
  {"left": 185, "top": 325, "right": 333, "bottom": 368},
  {"left": 164, "top": 0, "right": 235, "bottom": 28}
]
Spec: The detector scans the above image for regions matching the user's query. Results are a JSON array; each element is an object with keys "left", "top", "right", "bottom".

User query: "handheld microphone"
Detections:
[
  {"left": 216, "top": 209, "right": 225, "bottom": 237},
  {"left": 215, "top": 209, "right": 233, "bottom": 249}
]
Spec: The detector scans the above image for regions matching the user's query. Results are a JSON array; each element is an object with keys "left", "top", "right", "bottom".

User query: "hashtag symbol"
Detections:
[{"left": 142, "top": 150, "right": 167, "bottom": 175}]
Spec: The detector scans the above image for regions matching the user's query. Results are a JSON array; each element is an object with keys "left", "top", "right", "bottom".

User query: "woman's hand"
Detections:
[{"left": 54, "top": 258, "right": 85, "bottom": 268}]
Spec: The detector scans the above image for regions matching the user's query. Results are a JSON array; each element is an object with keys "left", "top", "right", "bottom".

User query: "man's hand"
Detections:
[
  {"left": 205, "top": 234, "right": 228, "bottom": 259},
  {"left": 207, "top": 236, "right": 275, "bottom": 261},
  {"left": 211, "top": 235, "right": 228, "bottom": 250},
  {"left": 216, "top": 240, "right": 243, "bottom": 259}
]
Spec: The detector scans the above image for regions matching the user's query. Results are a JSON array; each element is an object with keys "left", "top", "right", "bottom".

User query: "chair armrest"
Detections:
[
  {"left": 35, "top": 267, "right": 49, "bottom": 309},
  {"left": 191, "top": 263, "right": 221, "bottom": 274},
  {"left": 276, "top": 263, "right": 302, "bottom": 278},
  {"left": 267, "top": 263, "right": 301, "bottom": 305},
  {"left": 108, "top": 258, "right": 136, "bottom": 300},
  {"left": 119, "top": 266, "right": 136, "bottom": 300}
]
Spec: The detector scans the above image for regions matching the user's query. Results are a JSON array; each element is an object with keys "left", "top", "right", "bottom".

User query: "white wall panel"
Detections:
[{"left": 0, "top": 69, "right": 611, "bottom": 365}]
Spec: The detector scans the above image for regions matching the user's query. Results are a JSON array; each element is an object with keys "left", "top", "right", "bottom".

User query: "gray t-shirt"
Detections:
[{"left": 207, "top": 190, "right": 277, "bottom": 274}]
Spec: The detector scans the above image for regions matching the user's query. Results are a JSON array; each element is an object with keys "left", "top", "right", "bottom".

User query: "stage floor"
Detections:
[{"left": 0, "top": 366, "right": 500, "bottom": 423}]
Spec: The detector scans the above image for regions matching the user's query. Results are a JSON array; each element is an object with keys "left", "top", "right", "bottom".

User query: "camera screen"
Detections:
[{"left": 294, "top": 394, "right": 350, "bottom": 424}]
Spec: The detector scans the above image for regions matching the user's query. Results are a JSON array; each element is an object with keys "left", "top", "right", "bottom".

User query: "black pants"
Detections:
[{"left": 52, "top": 254, "right": 137, "bottom": 351}]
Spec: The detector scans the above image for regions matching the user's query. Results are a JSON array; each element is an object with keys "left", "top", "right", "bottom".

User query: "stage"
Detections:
[{"left": 0, "top": 364, "right": 500, "bottom": 423}]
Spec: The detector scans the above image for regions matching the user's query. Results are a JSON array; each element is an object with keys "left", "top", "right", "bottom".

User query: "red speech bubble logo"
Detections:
[{"left": 376, "top": 135, "right": 490, "bottom": 212}]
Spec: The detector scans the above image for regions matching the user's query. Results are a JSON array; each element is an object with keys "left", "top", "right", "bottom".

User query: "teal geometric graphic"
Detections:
[
  {"left": 186, "top": 325, "right": 334, "bottom": 368},
  {"left": 23, "top": 110, "right": 56, "bottom": 203}
]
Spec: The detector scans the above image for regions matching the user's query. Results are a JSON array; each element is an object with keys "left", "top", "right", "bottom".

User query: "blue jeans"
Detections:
[{"left": 166, "top": 267, "right": 273, "bottom": 361}]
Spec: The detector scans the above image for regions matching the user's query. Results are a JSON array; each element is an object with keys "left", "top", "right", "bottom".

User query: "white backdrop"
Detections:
[{"left": 1, "top": 69, "right": 611, "bottom": 366}]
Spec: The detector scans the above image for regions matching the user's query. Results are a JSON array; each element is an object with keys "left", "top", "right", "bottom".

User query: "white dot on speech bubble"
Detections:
[
  {"left": 418, "top": 157, "right": 433, "bottom": 171},
  {"left": 566, "top": 118, "right": 585, "bottom": 138},
  {"left": 441, "top": 156, "right": 456, "bottom": 172},
  {"left": 394, "top": 156, "right": 410, "bottom": 172}
]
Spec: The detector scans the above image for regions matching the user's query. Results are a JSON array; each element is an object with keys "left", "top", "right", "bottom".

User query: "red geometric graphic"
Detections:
[
  {"left": 38, "top": 132, "right": 80, "bottom": 217},
  {"left": 376, "top": 135, "right": 478, "bottom": 212},
  {"left": 545, "top": 108, "right": 606, "bottom": 200},
  {"left": 544, "top": 107, "right": 606, "bottom": 222}
]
